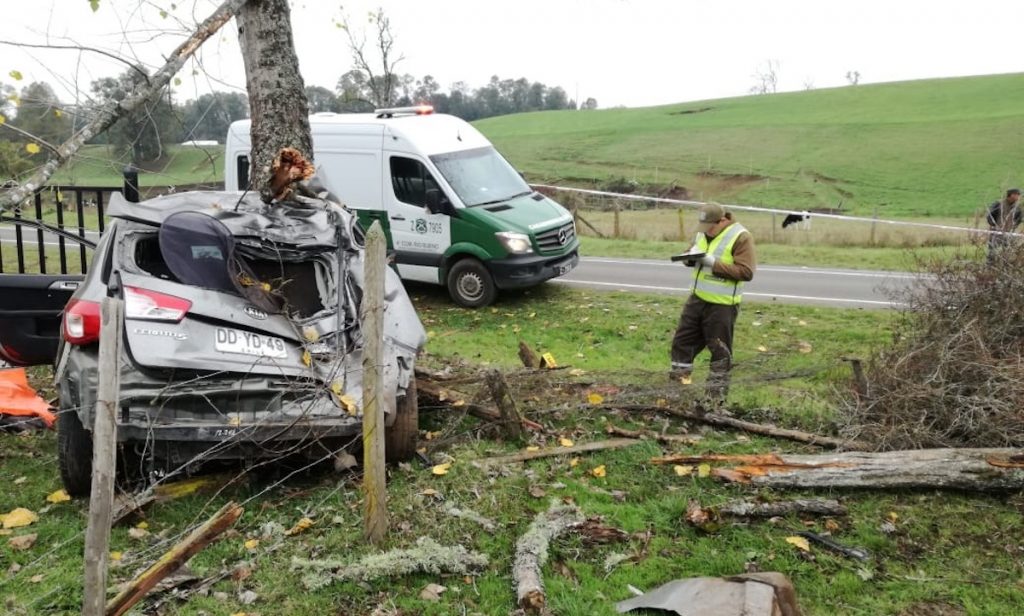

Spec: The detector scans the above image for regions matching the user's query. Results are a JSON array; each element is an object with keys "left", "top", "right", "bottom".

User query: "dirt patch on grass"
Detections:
[
  {"left": 898, "top": 601, "right": 966, "bottom": 616},
  {"left": 669, "top": 106, "right": 714, "bottom": 116}
]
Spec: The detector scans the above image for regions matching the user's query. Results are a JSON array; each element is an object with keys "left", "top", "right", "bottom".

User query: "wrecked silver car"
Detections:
[{"left": 55, "top": 190, "right": 426, "bottom": 496}]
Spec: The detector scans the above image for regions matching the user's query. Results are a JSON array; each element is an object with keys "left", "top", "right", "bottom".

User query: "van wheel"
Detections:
[
  {"left": 385, "top": 380, "right": 418, "bottom": 463},
  {"left": 58, "top": 410, "right": 93, "bottom": 498},
  {"left": 447, "top": 258, "right": 496, "bottom": 308}
]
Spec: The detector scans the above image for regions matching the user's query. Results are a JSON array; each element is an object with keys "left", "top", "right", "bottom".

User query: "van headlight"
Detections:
[{"left": 495, "top": 231, "right": 533, "bottom": 254}]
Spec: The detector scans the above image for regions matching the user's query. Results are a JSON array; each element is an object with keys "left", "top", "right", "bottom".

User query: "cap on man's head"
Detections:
[
  {"left": 1008, "top": 188, "right": 1021, "bottom": 197},
  {"left": 697, "top": 203, "right": 727, "bottom": 233}
]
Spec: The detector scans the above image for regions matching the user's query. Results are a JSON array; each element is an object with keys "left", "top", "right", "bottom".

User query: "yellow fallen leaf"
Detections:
[
  {"left": 136, "top": 521, "right": 149, "bottom": 530},
  {"left": 339, "top": 394, "right": 358, "bottom": 416},
  {"left": 419, "top": 488, "right": 439, "bottom": 497},
  {"left": 587, "top": 393, "right": 604, "bottom": 405},
  {"left": 591, "top": 465, "right": 607, "bottom": 478},
  {"left": 798, "top": 341, "right": 813, "bottom": 354},
  {"left": 674, "top": 465, "right": 694, "bottom": 477},
  {"left": 559, "top": 438, "right": 574, "bottom": 448},
  {"left": 824, "top": 518, "right": 840, "bottom": 532},
  {"left": 680, "top": 375, "right": 692, "bottom": 385},
  {"left": 285, "top": 517, "right": 315, "bottom": 536},
  {"left": 452, "top": 399, "right": 466, "bottom": 407},
  {"left": 301, "top": 350, "right": 312, "bottom": 367},
  {"left": 46, "top": 489, "right": 71, "bottom": 504},
  {"left": 785, "top": 536, "right": 811, "bottom": 552},
  {"left": 54, "top": 109, "right": 62, "bottom": 118},
  {"left": 568, "top": 368, "right": 586, "bottom": 377},
  {"left": 25, "top": 143, "right": 41, "bottom": 154},
  {"left": 697, "top": 463, "right": 711, "bottom": 478},
  {"left": 230, "top": 613, "right": 247, "bottom": 616},
  {"left": 29, "top": 574, "right": 43, "bottom": 583},
  {"left": 655, "top": 398, "right": 668, "bottom": 407},
  {"left": 2, "top": 508, "right": 38, "bottom": 529},
  {"left": 424, "top": 430, "right": 441, "bottom": 441},
  {"left": 526, "top": 446, "right": 540, "bottom": 452},
  {"left": 798, "top": 320, "right": 808, "bottom": 326},
  {"left": 302, "top": 326, "right": 319, "bottom": 342},
  {"left": 154, "top": 476, "right": 217, "bottom": 499},
  {"left": 569, "top": 457, "right": 580, "bottom": 468},
  {"left": 0, "top": 113, "right": 5, "bottom": 125},
  {"left": 109, "top": 551, "right": 123, "bottom": 561},
  {"left": 244, "top": 538, "right": 259, "bottom": 550},
  {"left": 757, "top": 345, "right": 768, "bottom": 353},
  {"left": 431, "top": 462, "right": 452, "bottom": 476},
  {"left": 887, "top": 511, "right": 899, "bottom": 523}
]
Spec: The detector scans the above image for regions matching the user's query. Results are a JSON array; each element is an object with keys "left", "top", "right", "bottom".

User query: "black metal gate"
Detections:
[{"left": 0, "top": 186, "right": 118, "bottom": 275}]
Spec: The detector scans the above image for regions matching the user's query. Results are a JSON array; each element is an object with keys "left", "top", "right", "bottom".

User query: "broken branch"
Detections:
[
  {"left": 105, "top": 501, "right": 243, "bottom": 616},
  {"left": 608, "top": 404, "right": 869, "bottom": 450},
  {"left": 474, "top": 438, "right": 643, "bottom": 467},
  {"left": 513, "top": 501, "right": 586, "bottom": 613},
  {"left": 0, "top": 0, "right": 248, "bottom": 212},
  {"left": 605, "top": 423, "right": 702, "bottom": 445},
  {"left": 417, "top": 377, "right": 543, "bottom": 432}
]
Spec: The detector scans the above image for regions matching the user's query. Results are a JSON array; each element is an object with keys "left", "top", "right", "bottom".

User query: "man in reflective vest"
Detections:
[{"left": 670, "top": 203, "right": 757, "bottom": 400}]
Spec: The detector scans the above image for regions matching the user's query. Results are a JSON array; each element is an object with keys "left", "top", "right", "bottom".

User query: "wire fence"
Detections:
[{"left": 538, "top": 184, "right": 1000, "bottom": 250}]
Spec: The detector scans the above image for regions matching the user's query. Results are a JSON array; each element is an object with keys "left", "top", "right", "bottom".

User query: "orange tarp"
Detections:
[{"left": 0, "top": 368, "right": 55, "bottom": 428}]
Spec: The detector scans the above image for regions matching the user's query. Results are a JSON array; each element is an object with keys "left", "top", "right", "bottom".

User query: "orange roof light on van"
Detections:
[{"left": 374, "top": 105, "right": 434, "bottom": 118}]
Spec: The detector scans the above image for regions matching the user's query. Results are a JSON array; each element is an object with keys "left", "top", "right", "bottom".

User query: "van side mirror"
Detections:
[{"left": 424, "top": 188, "right": 452, "bottom": 215}]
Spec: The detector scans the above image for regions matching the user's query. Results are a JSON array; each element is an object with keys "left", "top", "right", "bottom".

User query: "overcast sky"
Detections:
[{"left": 3, "top": 0, "right": 1022, "bottom": 109}]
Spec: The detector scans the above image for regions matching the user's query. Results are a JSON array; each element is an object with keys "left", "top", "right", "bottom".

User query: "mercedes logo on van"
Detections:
[
  {"left": 244, "top": 305, "right": 268, "bottom": 320},
  {"left": 557, "top": 227, "right": 570, "bottom": 246}
]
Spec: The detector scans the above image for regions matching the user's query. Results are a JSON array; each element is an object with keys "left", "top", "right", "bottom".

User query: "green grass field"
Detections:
[
  {"left": 3, "top": 286, "right": 1021, "bottom": 615},
  {"left": 49, "top": 144, "right": 224, "bottom": 188},
  {"left": 476, "top": 73, "right": 1024, "bottom": 218}
]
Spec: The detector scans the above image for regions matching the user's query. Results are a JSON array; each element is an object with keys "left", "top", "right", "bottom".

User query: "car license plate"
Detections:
[
  {"left": 215, "top": 327, "right": 287, "bottom": 359},
  {"left": 556, "top": 260, "right": 576, "bottom": 276}
]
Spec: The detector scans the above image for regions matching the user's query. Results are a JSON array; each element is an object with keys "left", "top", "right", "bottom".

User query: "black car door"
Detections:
[{"left": 0, "top": 218, "right": 95, "bottom": 366}]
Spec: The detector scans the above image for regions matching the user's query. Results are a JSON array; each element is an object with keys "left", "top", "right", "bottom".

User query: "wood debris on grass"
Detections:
[
  {"left": 718, "top": 499, "right": 847, "bottom": 518},
  {"left": 605, "top": 423, "right": 702, "bottom": 445},
  {"left": 105, "top": 501, "right": 243, "bottom": 616},
  {"left": 513, "top": 500, "right": 587, "bottom": 613},
  {"left": 655, "top": 448, "right": 1024, "bottom": 491},
  {"left": 291, "top": 537, "right": 488, "bottom": 590},
  {"left": 443, "top": 504, "right": 498, "bottom": 532}
]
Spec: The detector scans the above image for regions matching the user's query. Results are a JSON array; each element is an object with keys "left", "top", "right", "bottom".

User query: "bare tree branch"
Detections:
[
  {"left": 0, "top": 39, "right": 150, "bottom": 81},
  {"left": 0, "top": 0, "right": 248, "bottom": 212}
]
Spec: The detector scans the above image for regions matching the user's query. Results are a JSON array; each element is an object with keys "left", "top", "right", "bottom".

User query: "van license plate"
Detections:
[
  {"left": 556, "top": 261, "right": 576, "bottom": 276},
  {"left": 215, "top": 328, "right": 287, "bottom": 359}
]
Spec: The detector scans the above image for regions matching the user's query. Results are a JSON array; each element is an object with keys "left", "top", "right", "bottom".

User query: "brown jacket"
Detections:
[{"left": 711, "top": 224, "right": 756, "bottom": 282}]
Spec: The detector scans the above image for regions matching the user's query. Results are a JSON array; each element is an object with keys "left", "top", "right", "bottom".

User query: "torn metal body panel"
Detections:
[{"left": 56, "top": 190, "right": 425, "bottom": 468}]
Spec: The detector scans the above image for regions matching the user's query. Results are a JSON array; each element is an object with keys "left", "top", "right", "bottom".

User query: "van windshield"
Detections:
[{"left": 430, "top": 146, "right": 532, "bottom": 207}]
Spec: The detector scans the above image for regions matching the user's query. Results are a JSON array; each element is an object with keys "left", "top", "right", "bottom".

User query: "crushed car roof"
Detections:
[{"left": 108, "top": 191, "right": 341, "bottom": 247}]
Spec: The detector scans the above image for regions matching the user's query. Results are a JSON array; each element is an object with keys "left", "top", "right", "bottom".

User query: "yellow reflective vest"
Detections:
[{"left": 692, "top": 223, "right": 749, "bottom": 305}]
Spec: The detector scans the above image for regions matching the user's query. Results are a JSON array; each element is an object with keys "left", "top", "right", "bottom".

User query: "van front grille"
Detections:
[{"left": 536, "top": 222, "right": 576, "bottom": 253}]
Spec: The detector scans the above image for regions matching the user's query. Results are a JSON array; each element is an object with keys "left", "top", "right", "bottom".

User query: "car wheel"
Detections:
[
  {"left": 58, "top": 409, "right": 93, "bottom": 497},
  {"left": 447, "top": 258, "right": 496, "bottom": 308},
  {"left": 385, "top": 380, "right": 418, "bottom": 463}
]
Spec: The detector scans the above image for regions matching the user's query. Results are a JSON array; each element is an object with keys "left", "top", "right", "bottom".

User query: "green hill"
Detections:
[{"left": 474, "top": 73, "right": 1024, "bottom": 217}]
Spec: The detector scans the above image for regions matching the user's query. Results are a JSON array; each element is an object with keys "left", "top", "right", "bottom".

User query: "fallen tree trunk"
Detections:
[
  {"left": 474, "top": 438, "right": 642, "bottom": 467},
  {"left": 718, "top": 499, "right": 847, "bottom": 518},
  {"left": 417, "top": 377, "right": 543, "bottom": 432},
  {"left": 514, "top": 501, "right": 586, "bottom": 613},
  {"left": 694, "top": 448, "right": 1024, "bottom": 491},
  {"left": 105, "top": 501, "right": 243, "bottom": 616},
  {"left": 608, "top": 404, "right": 869, "bottom": 450}
]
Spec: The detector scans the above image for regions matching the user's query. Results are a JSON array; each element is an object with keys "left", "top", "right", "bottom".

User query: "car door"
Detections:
[
  {"left": 0, "top": 219, "right": 95, "bottom": 366},
  {"left": 386, "top": 154, "right": 453, "bottom": 284}
]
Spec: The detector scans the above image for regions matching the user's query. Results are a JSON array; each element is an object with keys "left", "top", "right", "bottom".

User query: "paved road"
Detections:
[{"left": 556, "top": 256, "right": 918, "bottom": 308}]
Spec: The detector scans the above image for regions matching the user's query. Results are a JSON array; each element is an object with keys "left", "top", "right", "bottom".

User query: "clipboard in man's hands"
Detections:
[{"left": 670, "top": 249, "right": 706, "bottom": 263}]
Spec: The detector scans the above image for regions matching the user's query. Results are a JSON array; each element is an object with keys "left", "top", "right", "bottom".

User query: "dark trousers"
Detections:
[{"left": 670, "top": 295, "right": 739, "bottom": 398}]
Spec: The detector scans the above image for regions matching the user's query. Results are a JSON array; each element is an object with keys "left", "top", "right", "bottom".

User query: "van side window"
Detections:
[
  {"left": 237, "top": 155, "right": 250, "bottom": 191},
  {"left": 390, "top": 156, "right": 441, "bottom": 208}
]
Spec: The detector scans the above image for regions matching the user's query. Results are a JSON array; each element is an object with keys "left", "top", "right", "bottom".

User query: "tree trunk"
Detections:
[
  {"left": 513, "top": 502, "right": 586, "bottom": 613},
  {"left": 236, "top": 0, "right": 312, "bottom": 202},
  {"left": 698, "top": 448, "right": 1024, "bottom": 491}
]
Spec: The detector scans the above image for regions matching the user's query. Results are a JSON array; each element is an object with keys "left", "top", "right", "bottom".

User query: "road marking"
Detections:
[
  {"left": 580, "top": 257, "right": 919, "bottom": 279},
  {"left": 553, "top": 278, "right": 901, "bottom": 307}
]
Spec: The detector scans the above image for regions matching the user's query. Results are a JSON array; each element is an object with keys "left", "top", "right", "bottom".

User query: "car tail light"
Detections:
[
  {"left": 124, "top": 286, "right": 191, "bottom": 322},
  {"left": 64, "top": 299, "right": 101, "bottom": 345}
]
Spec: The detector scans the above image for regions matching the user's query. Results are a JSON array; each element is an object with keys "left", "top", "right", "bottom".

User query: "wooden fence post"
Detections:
[
  {"left": 677, "top": 207, "right": 686, "bottom": 241},
  {"left": 613, "top": 201, "right": 621, "bottom": 239},
  {"left": 362, "top": 221, "right": 388, "bottom": 545},
  {"left": 870, "top": 206, "right": 879, "bottom": 245},
  {"left": 82, "top": 296, "right": 124, "bottom": 616}
]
